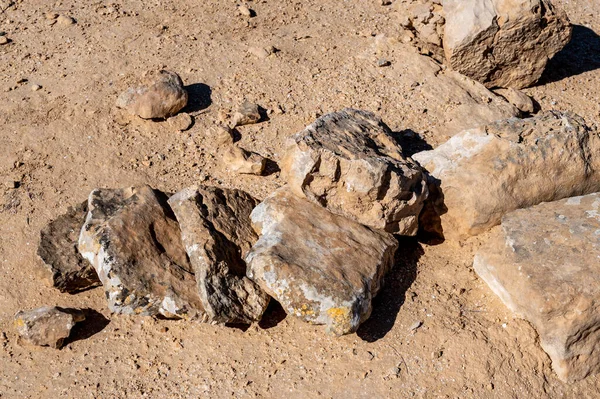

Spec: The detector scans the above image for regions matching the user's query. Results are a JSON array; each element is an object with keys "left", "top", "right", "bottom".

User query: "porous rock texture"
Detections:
[
  {"left": 281, "top": 109, "right": 428, "bottom": 235},
  {"left": 78, "top": 185, "right": 205, "bottom": 319},
  {"left": 37, "top": 201, "right": 101, "bottom": 293},
  {"left": 443, "top": 0, "right": 572, "bottom": 89},
  {"left": 14, "top": 306, "right": 85, "bottom": 349},
  {"left": 168, "top": 186, "right": 270, "bottom": 324},
  {"left": 115, "top": 70, "right": 188, "bottom": 119},
  {"left": 474, "top": 193, "right": 600, "bottom": 382},
  {"left": 413, "top": 111, "right": 600, "bottom": 240},
  {"left": 245, "top": 188, "right": 398, "bottom": 336}
]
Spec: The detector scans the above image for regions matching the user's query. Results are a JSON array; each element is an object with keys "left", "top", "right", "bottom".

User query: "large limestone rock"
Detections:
[
  {"left": 246, "top": 188, "right": 398, "bottom": 336},
  {"left": 168, "top": 186, "right": 270, "bottom": 324},
  {"left": 15, "top": 307, "right": 85, "bottom": 349},
  {"left": 78, "top": 185, "right": 205, "bottom": 320},
  {"left": 116, "top": 70, "right": 188, "bottom": 119},
  {"left": 37, "top": 201, "right": 101, "bottom": 293},
  {"left": 474, "top": 193, "right": 600, "bottom": 382},
  {"left": 281, "top": 109, "right": 428, "bottom": 235},
  {"left": 443, "top": 0, "right": 572, "bottom": 89},
  {"left": 413, "top": 111, "right": 600, "bottom": 240}
]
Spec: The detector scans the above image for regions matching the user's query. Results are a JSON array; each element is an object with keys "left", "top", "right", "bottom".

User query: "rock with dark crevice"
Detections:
[{"left": 14, "top": 306, "right": 85, "bottom": 349}]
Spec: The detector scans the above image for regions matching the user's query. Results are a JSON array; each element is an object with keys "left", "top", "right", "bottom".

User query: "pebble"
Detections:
[
  {"left": 45, "top": 12, "right": 59, "bottom": 20},
  {"left": 167, "top": 112, "right": 193, "bottom": 132},
  {"left": 377, "top": 59, "right": 391, "bottom": 67},
  {"left": 0, "top": 36, "right": 8, "bottom": 45},
  {"left": 31, "top": 84, "right": 42, "bottom": 91},
  {"left": 57, "top": 15, "right": 75, "bottom": 26},
  {"left": 408, "top": 320, "right": 423, "bottom": 331},
  {"left": 238, "top": 5, "right": 253, "bottom": 17},
  {"left": 381, "top": 0, "right": 392, "bottom": 5}
]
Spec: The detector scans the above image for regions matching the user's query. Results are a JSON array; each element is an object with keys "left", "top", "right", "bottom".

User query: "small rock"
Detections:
[
  {"left": 38, "top": 201, "right": 101, "bottom": 294},
  {"left": 45, "top": 12, "right": 59, "bottom": 20},
  {"left": 223, "top": 145, "right": 266, "bottom": 175},
  {"left": 377, "top": 59, "right": 391, "bottom": 67},
  {"left": 213, "top": 124, "right": 234, "bottom": 146},
  {"left": 14, "top": 307, "right": 85, "bottom": 349},
  {"left": 116, "top": 70, "right": 189, "bottom": 119},
  {"left": 246, "top": 188, "right": 398, "bottom": 335},
  {"left": 238, "top": 5, "right": 253, "bottom": 17},
  {"left": 5, "top": 180, "right": 19, "bottom": 189},
  {"left": 233, "top": 101, "right": 261, "bottom": 127},
  {"left": 248, "top": 46, "right": 274, "bottom": 59},
  {"left": 409, "top": 320, "right": 423, "bottom": 331},
  {"left": 381, "top": 0, "right": 392, "bottom": 5},
  {"left": 31, "top": 84, "right": 42, "bottom": 91},
  {"left": 493, "top": 87, "right": 535, "bottom": 114},
  {"left": 167, "top": 112, "right": 193, "bottom": 131},
  {"left": 56, "top": 15, "right": 75, "bottom": 26},
  {"left": 0, "top": 36, "right": 8, "bottom": 45}
]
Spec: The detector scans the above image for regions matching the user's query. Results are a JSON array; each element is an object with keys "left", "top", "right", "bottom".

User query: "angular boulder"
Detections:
[
  {"left": 116, "top": 70, "right": 188, "bottom": 119},
  {"left": 443, "top": 0, "right": 572, "bottom": 89},
  {"left": 15, "top": 307, "right": 85, "bottom": 349},
  {"left": 78, "top": 185, "right": 205, "bottom": 319},
  {"left": 474, "top": 193, "right": 600, "bottom": 382},
  {"left": 37, "top": 201, "right": 101, "bottom": 293},
  {"left": 281, "top": 109, "right": 428, "bottom": 235},
  {"left": 245, "top": 188, "right": 398, "bottom": 336},
  {"left": 168, "top": 186, "right": 270, "bottom": 324},
  {"left": 413, "top": 111, "right": 600, "bottom": 240}
]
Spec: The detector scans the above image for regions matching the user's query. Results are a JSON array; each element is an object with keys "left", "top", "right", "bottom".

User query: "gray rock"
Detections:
[
  {"left": 233, "top": 101, "right": 261, "bottom": 126},
  {"left": 474, "top": 193, "right": 600, "bottom": 382},
  {"left": 14, "top": 307, "right": 85, "bottom": 349},
  {"left": 168, "top": 186, "right": 270, "bottom": 324},
  {"left": 246, "top": 188, "right": 398, "bottom": 336}
]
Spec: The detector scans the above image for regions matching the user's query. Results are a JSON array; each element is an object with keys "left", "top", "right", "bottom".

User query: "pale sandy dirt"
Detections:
[{"left": 1, "top": 0, "right": 599, "bottom": 398}]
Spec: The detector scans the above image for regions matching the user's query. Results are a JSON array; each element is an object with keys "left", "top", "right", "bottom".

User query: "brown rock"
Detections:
[
  {"left": 14, "top": 307, "right": 85, "bottom": 349},
  {"left": 281, "top": 109, "right": 428, "bottom": 234},
  {"left": 246, "top": 188, "right": 398, "bottom": 335},
  {"left": 37, "top": 201, "right": 101, "bottom": 294},
  {"left": 78, "top": 185, "right": 205, "bottom": 319},
  {"left": 168, "top": 186, "right": 270, "bottom": 324},
  {"left": 493, "top": 87, "right": 536, "bottom": 114},
  {"left": 443, "top": 0, "right": 572, "bottom": 89},
  {"left": 116, "top": 70, "right": 188, "bottom": 119},
  {"left": 233, "top": 101, "right": 261, "bottom": 126},
  {"left": 474, "top": 193, "right": 600, "bottom": 382},
  {"left": 223, "top": 145, "right": 266, "bottom": 175},
  {"left": 167, "top": 112, "right": 193, "bottom": 131}
]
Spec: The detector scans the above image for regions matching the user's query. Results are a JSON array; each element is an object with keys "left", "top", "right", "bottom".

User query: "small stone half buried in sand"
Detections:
[{"left": 14, "top": 306, "right": 85, "bottom": 349}]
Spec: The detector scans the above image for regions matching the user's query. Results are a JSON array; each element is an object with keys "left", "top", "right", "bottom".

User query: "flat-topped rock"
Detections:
[
  {"left": 413, "top": 111, "right": 600, "bottom": 240},
  {"left": 168, "top": 186, "right": 270, "bottom": 324},
  {"left": 15, "top": 307, "right": 85, "bottom": 349},
  {"left": 281, "top": 109, "right": 428, "bottom": 235},
  {"left": 78, "top": 185, "right": 205, "bottom": 319},
  {"left": 474, "top": 193, "right": 600, "bottom": 382},
  {"left": 246, "top": 188, "right": 398, "bottom": 335}
]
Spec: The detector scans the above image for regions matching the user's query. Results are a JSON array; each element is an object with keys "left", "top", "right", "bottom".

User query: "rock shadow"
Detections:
[
  {"left": 183, "top": 83, "right": 212, "bottom": 113},
  {"left": 538, "top": 25, "right": 600, "bottom": 85},
  {"left": 63, "top": 309, "right": 110, "bottom": 346},
  {"left": 262, "top": 158, "right": 281, "bottom": 177},
  {"left": 356, "top": 237, "right": 422, "bottom": 342},
  {"left": 390, "top": 129, "right": 433, "bottom": 158},
  {"left": 258, "top": 300, "right": 287, "bottom": 330}
]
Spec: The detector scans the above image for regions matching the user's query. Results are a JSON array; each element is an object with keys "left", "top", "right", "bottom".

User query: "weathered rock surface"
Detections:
[
  {"left": 168, "top": 186, "right": 270, "bottom": 324},
  {"left": 233, "top": 101, "right": 261, "bottom": 127},
  {"left": 246, "top": 188, "right": 398, "bottom": 335},
  {"left": 413, "top": 111, "right": 600, "bottom": 240},
  {"left": 474, "top": 193, "right": 600, "bottom": 382},
  {"left": 493, "top": 87, "right": 535, "bottom": 114},
  {"left": 443, "top": 0, "right": 572, "bottom": 89},
  {"left": 14, "top": 307, "right": 85, "bottom": 349},
  {"left": 116, "top": 70, "right": 188, "bottom": 119},
  {"left": 223, "top": 145, "right": 266, "bottom": 175},
  {"left": 78, "top": 185, "right": 205, "bottom": 319},
  {"left": 281, "top": 109, "right": 428, "bottom": 234},
  {"left": 37, "top": 201, "right": 101, "bottom": 293}
]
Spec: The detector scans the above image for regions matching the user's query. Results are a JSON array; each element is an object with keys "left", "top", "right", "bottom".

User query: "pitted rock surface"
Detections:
[
  {"left": 246, "top": 188, "right": 398, "bottom": 336},
  {"left": 474, "top": 193, "right": 600, "bottom": 382},
  {"left": 14, "top": 306, "right": 85, "bottom": 349},
  {"left": 281, "top": 109, "right": 428, "bottom": 235},
  {"left": 168, "top": 186, "right": 270, "bottom": 324},
  {"left": 78, "top": 185, "right": 205, "bottom": 319}
]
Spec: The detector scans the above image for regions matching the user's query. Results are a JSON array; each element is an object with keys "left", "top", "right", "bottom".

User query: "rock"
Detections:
[
  {"left": 474, "top": 193, "right": 600, "bottom": 382},
  {"left": 213, "top": 124, "right": 234, "bottom": 146},
  {"left": 443, "top": 0, "right": 572, "bottom": 89},
  {"left": 246, "top": 188, "right": 398, "bottom": 335},
  {"left": 248, "top": 46, "right": 275, "bottom": 59},
  {"left": 78, "top": 185, "right": 205, "bottom": 319},
  {"left": 492, "top": 87, "right": 535, "bottom": 114},
  {"left": 413, "top": 111, "right": 600, "bottom": 240},
  {"left": 31, "top": 84, "right": 42, "bottom": 91},
  {"left": 223, "top": 145, "right": 266, "bottom": 175},
  {"left": 238, "top": 5, "right": 253, "bottom": 17},
  {"left": 233, "top": 101, "right": 261, "bottom": 126},
  {"left": 281, "top": 109, "right": 429, "bottom": 234},
  {"left": 167, "top": 112, "right": 193, "bottom": 131},
  {"left": 116, "top": 70, "right": 188, "bottom": 119},
  {"left": 377, "top": 58, "right": 391, "bottom": 67},
  {"left": 0, "top": 36, "right": 8, "bottom": 45},
  {"left": 168, "top": 186, "right": 270, "bottom": 324},
  {"left": 56, "top": 15, "right": 75, "bottom": 26},
  {"left": 37, "top": 201, "right": 101, "bottom": 294},
  {"left": 14, "top": 307, "right": 85, "bottom": 349}
]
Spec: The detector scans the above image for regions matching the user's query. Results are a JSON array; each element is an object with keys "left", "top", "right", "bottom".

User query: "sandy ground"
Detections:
[{"left": 1, "top": 0, "right": 600, "bottom": 398}]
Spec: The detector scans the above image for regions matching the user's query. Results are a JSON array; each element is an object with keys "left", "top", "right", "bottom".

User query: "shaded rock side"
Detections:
[
  {"left": 413, "top": 111, "right": 600, "bottom": 240},
  {"left": 443, "top": 0, "right": 572, "bottom": 89},
  {"left": 116, "top": 70, "right": 188, "bottom": 119},
  {"left": 37, "top": 201, "right": 101, "bottom": 293},
  {"left": 245, "top": 188, "right": 398, "bottom": 336},
  {"left": 281, "top": 109, "right": 428, "bottom": 235},
  {"left": 78, "top": 185, "right": 205, "bottom": 319},
  {"left": 168, "top": 186, "right": 270, "bottom": 324},
  {"left": 474, "top": 193, "right": 600, "bottom": 382},
  {"left": 15, "top": 307, "right": 85, "bottom": 349}
]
